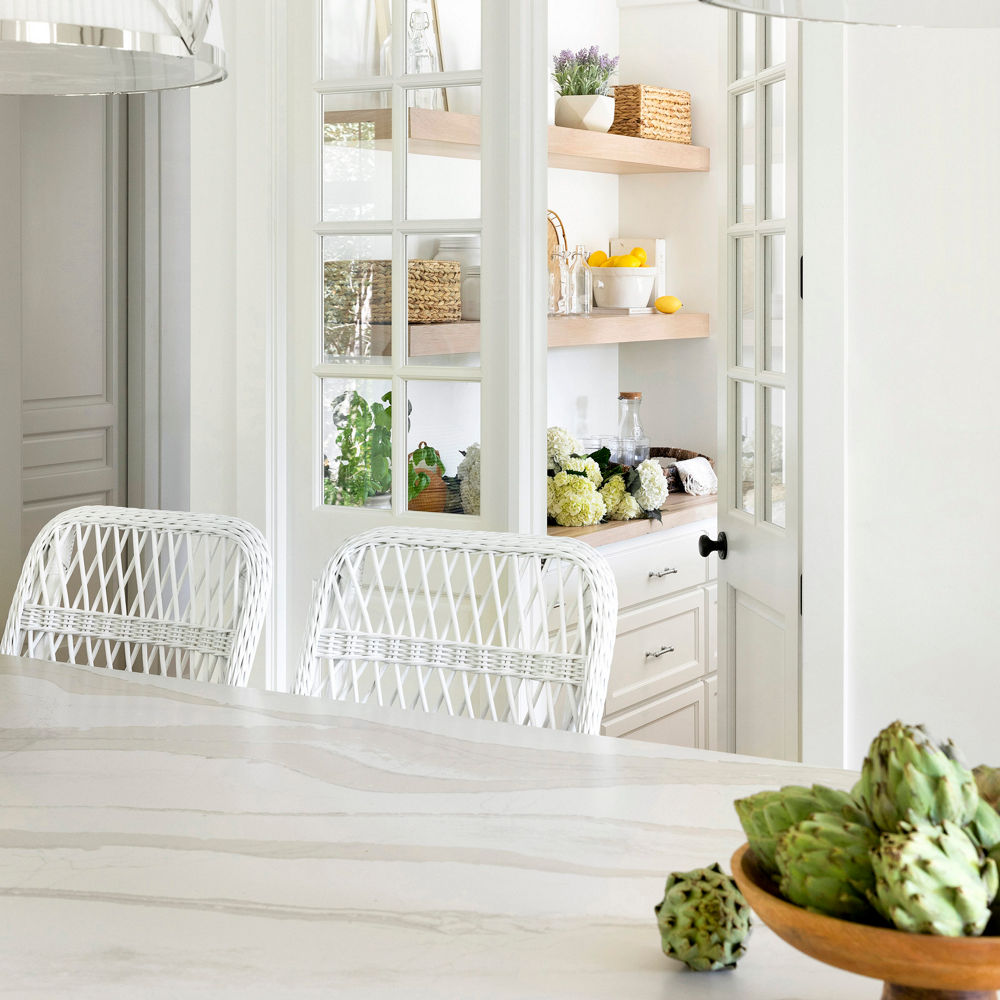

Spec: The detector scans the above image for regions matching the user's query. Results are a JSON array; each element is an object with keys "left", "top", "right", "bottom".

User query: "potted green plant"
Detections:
[
  {"left": 552, "top": 46, "right": 619, "bottom": 133},
  {"left": 407, "top": 442, "right": 446, "bottom": 513},
  {"left": 325, "top": 389, "right": 393, "bottom": 507}
]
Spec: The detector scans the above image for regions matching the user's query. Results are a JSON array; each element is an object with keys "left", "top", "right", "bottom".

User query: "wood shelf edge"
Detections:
[{"left": 548, "top": 495, "right": 717, "bottom": 547}]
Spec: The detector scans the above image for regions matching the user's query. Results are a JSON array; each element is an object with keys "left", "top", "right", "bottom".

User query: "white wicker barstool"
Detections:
[
  {"left": 1, "top": 506, "right": 271, "bottom": 687},
  {"left": 294, "top": 526, "right": 618, "bottom": 734}
]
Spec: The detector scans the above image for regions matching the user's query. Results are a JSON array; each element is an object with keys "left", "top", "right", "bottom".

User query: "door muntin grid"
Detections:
[
  {"left": 316, "top": 0, "right": 484, "bottom": 518},
  {"left": 728, "top": 11, "right": 787, "bottom": 530}
]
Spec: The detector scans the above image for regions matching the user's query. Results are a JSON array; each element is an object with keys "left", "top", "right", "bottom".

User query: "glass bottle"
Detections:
[
  {"left": 617, "top": 391, "right": 650, "bottom": 467},
  {"left": 548, "top": 251, "right": 563, "bottom": 316},
  {"left": 407, "top": 10, "right": 444, "bottom": 110},
  {"left": 557, "top": 250, "right": 572, "bottom": 316},
  {"left": 568, "top": 244, "right": 592, "bottom": 316}
]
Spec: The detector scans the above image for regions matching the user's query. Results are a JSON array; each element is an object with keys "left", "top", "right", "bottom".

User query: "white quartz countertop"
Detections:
[{"left": 0, "top": 654, "right": 872, "bottom": 999}]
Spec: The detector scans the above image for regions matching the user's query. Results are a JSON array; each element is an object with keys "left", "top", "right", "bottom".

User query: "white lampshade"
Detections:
[
  {"left": 696, "top": 0, "right": 1000, "bottom": 27},
  {"left": 0, "top": 1, "right": 226, "bottom": 94}
]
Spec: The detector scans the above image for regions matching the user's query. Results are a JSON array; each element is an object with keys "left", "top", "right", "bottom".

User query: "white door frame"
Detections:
[
  {"left": 799, "top": 21, "right": 848, "bottom": 767},
  {"left": 266, "top": 0, "right": 547, "bottom": 691},
  {"left": 717, "top": 13, "right": 802, "bottom": 760}
]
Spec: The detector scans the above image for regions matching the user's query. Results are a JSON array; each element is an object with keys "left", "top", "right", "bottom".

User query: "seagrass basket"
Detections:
[
  {"left": 610, "top": 85, "right": 692, "bottom": 144},
  {"left": 324, "top": 259, "right": 461, "bottom": 326}
]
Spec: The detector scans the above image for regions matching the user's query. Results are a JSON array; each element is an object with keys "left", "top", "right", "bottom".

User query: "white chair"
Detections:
[
  {"left": 294, "top": 526, "right": 618, "bottom": 734},
  {"left": 1, "top": 505, "right": 271, "bottom": 687}
]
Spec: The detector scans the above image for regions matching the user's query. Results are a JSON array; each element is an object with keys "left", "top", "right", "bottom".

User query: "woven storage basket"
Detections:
[
  {"left": 324, "top": 259, "right": 461, "bottom": 326},
  {"left": 610, "top": 85, "right": 692, "bottom": 144},
  {"left": 650, "top": 446, "right": 715, "bottom": 493}
]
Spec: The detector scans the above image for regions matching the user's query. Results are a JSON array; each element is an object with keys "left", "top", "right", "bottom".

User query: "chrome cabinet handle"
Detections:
[
  {"left": 648, "top": 567, "right": 679, "bottom": 579},
  {"left": 645, "top": 645, "right": 675, "bottom": 659}
]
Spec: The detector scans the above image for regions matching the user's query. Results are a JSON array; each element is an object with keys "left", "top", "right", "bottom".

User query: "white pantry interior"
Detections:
[
  {"left": 266, "top": 0, "right": 797, "bottom": 758},
  {"left": 187, "top": 2, "right": 1000, "bottom": 769}
]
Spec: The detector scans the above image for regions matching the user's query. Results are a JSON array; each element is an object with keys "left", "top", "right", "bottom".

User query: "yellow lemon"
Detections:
[
  {"left": 629, "top": 246, "right": 648, "bottom": 265},
  {"left": 613, "top": 254, "right": 641, "bottom": 268},
  {"left": 606, "top": 255, "right": 621, "bottom": 267},
  {"left": 587, "top": 250, "right": 608, "bottom": 268},
  {"left": 655, "top": 295, "right": 683, "bottom": 314}
]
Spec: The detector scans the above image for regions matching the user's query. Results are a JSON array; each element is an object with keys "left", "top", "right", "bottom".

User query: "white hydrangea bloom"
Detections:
[
  {"left": 613, "top": 492, "right": 642, "bottom": 520},
  {"left": 456, "top": 443, "right": 481, "bottom": 515},
  {"left": 599, "top": 474, "right": 626, "bottom": 514},
  {"left": 546, "top": 471, "right": 606, "bottom": 527},
  {"left": 634, "top": 458, "right": 669, "bottom": 511},
  {"left": 546, "top": 426, "right": 582, "bottom": 470},
  {"left": 562, "top": 455, "right": 602, "bottom": 487}
]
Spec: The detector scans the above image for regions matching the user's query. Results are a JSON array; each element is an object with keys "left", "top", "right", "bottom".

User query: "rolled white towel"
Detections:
[{"left": 675, "top": 457, "right": 718, "bottom": 497}]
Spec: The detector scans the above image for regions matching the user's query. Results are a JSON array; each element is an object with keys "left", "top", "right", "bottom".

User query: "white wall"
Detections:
[
  {"left": 803, "top": 23, "right": 1000, "bottom": 767},
  {"left": 616, "top": 2, "right": 724, "bottom": 460},
  {"left": 546, "top": 0, "right": 621, "bottom": 440}
]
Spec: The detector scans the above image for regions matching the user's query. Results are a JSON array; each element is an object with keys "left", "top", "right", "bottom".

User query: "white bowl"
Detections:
[{"left": 592, "top": 266, "right": 656, "bottom": 309}]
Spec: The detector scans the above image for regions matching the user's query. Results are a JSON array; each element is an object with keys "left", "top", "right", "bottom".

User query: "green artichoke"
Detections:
[
  {"left": 974, "top": 764, "right": 1000, "bottom": 811},
  {"left": 869, "top": 820, "right": 999, "bottom": 936},
  {"left": 856, "top": 721, "right": 978, "bottom": 832},
  {"left": 966, "top": 796, "right": 1000, "bottom": 852},
  {"left": 655, "top": 863, "right": 752, "bottom": 971},
  {"left": 734, "top": 784, "right": 861, "bottom": 876},
  {"left": 774, "top": 811, "right": 879, "bottom": 920}
]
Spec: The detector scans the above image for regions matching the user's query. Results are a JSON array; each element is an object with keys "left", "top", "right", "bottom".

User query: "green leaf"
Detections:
[
  {"left": 625, "top": 469, "right": 641, "bottom": 494},
  {"left": 564, "top": 469, "right": 587, "bottom": 478},
  {"left": 647, "top": 508, "right": 663, "bottom": 523},
  {"left": 588, "top": 446, "right": 612, "bottom": 467}
]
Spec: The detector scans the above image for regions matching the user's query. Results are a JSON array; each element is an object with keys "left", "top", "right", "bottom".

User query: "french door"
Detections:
[
  {"left": 717, "top": 14, "right": 801, "bottom": 760},
  {"left": 280, "top": 1, "right": 546, "bottom": 686}
]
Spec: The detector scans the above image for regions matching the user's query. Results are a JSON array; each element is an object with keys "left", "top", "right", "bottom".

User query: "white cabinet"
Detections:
[{"left": 599, "top": 517, "right": 718, "bottom": 749}]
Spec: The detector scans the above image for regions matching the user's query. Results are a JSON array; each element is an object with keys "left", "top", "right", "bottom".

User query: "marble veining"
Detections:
[{"left": 0, "top": 654, "right": 871, "bottom": 998}]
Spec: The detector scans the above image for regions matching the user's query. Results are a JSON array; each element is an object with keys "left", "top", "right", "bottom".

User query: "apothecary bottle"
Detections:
[
  {"left": 618, "top": 391, "right": 650, "bottom": 467},
  {"left": 568, "top": 245, "right": 592, "bottom": 316}
]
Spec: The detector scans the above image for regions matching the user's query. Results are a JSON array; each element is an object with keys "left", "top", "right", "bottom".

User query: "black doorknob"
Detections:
[{"left": 698, "top": 531, "right": 728, "bottom": 560}]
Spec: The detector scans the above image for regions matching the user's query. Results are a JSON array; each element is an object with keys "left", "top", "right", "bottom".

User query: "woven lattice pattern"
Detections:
[
  {"left": 1, "top": 506, "right": 271, "bottom": 686},
  {"left": 295, "top": 527, "right": 617, "bottom": 734},
  {"left": 610, "top": 85, "right": 692, "bottom": 144}
]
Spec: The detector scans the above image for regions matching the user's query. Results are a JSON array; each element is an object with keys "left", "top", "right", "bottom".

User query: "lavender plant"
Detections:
[{"left": 552, "top": 46, "right": 619, "bottom": 97}]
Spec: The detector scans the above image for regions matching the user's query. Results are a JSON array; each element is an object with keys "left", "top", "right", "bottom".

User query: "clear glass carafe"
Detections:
[
  {"left": 568, "top": 245, "right": 592, "bottom": 315},
  {"left": 617, "top": 391, "right": 650, "bottom": 467},
  {"left": 407, "top": 11, "right": 444, "bottom": 109}
]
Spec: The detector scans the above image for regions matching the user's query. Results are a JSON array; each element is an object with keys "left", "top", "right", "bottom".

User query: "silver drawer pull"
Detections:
[
  {"left": 648, "top": 567, "right": 679, "bottom": 579},
  {"left": 645, "top": 645, "right": 675, "bottom": 659}
]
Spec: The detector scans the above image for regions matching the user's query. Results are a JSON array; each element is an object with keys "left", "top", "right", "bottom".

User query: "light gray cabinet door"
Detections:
[{"left": 0, "top": 96, "right": 127, "bottom": 611}]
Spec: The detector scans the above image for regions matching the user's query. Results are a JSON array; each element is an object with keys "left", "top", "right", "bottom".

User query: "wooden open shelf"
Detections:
[
  {"left": 352, "top": 310, "right": 708, "bottom": 359},
  {"left": 324, "top": 107, "right": 710, "bottom": 175},
  {"left": 410, "top": 310, "right": 708, "bottom": 357}
]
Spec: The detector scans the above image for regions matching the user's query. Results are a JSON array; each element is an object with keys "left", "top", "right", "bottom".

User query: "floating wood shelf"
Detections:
[
  {"left": 407, "top": 310, "right": 709, "bottom": 357},
  {"left": 548, "top": 494, "right": 717, "bottom": 548},
  {"left": 348, "top": 311, "right": 708, "bottom": 359},
  {"left": 324, "top": 107, "right": 710, "bottom": 175}
]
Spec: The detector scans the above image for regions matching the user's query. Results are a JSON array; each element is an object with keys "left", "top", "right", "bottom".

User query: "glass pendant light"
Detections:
[
  {"left": 696, "top": 0, "right": 1000, "bottom": 28},
  {"left": 0, "top": 1, "right": 226, "bottom": 95}
]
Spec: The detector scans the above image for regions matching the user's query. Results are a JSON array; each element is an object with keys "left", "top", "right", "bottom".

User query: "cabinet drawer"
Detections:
[
  {"left": 605, "top": 531, "right": 706, "bottom": 612},
  {"left": 605, "top": 590, "right": 706, "bottom": 716},
  {"left": 602, "top": 681, "right": 706, "bottom": 748}
]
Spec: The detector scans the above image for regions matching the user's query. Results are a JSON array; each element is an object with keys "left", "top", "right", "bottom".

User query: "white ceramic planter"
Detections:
[{"left": 554, "top": 94, "right": 615, "bottom": 133}]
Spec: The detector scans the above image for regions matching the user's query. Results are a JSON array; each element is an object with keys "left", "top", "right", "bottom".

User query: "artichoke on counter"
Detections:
[{"left": 655, "top": 863, "right": 752, "bottom": 971}]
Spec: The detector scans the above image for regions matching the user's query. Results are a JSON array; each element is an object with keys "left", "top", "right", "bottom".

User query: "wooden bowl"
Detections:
[{"left": 731, "top": 843, "right": 1000, "bottom": 1000}]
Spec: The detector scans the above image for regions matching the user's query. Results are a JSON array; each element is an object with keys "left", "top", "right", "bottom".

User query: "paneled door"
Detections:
[
  {"left": 716, "top": 15, "right": 800, "bottom": 760},
  {"left": 280, "top": 1, "right": 546, "bottom": 687},
  {"left": 0, "top": 96, "right": 128, "bottom": 613}
]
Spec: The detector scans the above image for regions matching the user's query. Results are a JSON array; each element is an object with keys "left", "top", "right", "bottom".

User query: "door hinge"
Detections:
[
  {"left": 799, "top": 574, "right": 803, "bottom": 615},
  {"left": 799, "top": 255, "right": 804, "bottom": 300}
]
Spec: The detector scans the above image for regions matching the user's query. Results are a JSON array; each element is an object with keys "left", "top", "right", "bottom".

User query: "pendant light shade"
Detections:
[
  {"left": 696, "top": 0, "right": 1000, "bottom": 28},
  {"left": 0, "top": 1, "right": 226, "bottom": 95}
]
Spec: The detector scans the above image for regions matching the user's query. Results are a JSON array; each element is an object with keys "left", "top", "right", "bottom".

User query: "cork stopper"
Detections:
[{"left": 618, "top": 391, "right": 642, "bottom": 400}]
